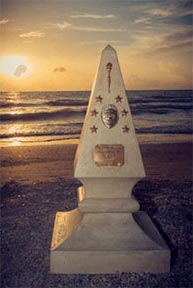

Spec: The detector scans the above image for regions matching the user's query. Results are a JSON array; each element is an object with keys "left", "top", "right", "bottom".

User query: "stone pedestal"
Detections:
[
  {"left": 50, "top": 203, "right": 170, "bottom": 274},
  {"left": 50, "top": 45, "right": 170, "bottom": 273}
]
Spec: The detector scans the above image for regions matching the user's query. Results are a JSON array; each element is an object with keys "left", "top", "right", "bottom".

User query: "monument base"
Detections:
[{"left": 50, "top": 209, "right": 170, "bottom": 274}]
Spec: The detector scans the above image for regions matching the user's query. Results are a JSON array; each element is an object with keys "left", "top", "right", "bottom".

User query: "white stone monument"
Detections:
[{"left": 50, "top": 45, "right": 170, "bottom": 273}]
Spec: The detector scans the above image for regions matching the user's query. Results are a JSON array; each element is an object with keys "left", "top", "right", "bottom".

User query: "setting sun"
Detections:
[{"left": 0, "top": 55, "right": 30, "bottom": 78}]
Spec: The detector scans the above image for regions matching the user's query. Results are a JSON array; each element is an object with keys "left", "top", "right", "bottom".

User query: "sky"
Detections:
[{"left": 0, "top": 0, "right": 192, "bottom": 91}]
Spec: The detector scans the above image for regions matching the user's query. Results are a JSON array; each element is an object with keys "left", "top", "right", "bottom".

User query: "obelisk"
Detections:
[{"left": 50, "top": 45, "right": 170, "bottom": 273}]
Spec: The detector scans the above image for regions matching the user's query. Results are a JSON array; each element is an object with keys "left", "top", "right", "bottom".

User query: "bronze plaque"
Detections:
[{"left": 94, "top": 144, "right": 124, "bottom": 167}]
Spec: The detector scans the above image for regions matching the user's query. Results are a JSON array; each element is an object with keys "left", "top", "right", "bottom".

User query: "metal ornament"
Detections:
[
  {"left": 106, "top": 62, "right": 112, "bottom": 93},
  {"left": 101, "top": 104, "right": 119, "bottom": 129}
]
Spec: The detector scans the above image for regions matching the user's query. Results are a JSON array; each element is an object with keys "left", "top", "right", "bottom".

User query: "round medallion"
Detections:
[{"left": 101, "top": 104, "right": 119, "bottom": 129}]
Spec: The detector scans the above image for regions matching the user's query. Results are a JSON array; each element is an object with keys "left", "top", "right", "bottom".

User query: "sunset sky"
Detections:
[{"left": 0, "top": 0, "right": 192, "bottom": 91}]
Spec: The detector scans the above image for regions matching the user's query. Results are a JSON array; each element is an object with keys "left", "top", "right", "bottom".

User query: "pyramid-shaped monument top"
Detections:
[{"left": 74, "top": 45, "right": 145, "bottom": 178}]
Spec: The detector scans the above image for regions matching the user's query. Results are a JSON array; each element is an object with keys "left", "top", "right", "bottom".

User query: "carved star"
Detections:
[
  {"left": 90, "top": 125, "right": 98, "bottom": 133},
  {"left": 90, "top": 109, "right": 98, "bottom": 117},
  {"left": 122, "top": 125, "right": 130, "bottom": 133},
  {"left": 121, "top": 109, "right": 128, "bottom": 116},
  {"left": 115, "top": 95, "right": 122, "bottom": 103},
  {"left": 96, "top": 95, "right": 103, "bottom": 103}
]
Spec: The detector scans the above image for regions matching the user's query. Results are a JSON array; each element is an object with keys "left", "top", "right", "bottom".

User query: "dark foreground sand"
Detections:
[
  {"left": 1, "top": 142, "right": 192, "bottom": 185},
  {"left": 0, "top": 142, "right": 192, "bottom": 288}
]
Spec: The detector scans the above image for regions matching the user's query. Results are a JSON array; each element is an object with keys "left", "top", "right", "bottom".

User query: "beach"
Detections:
[
  {"left": 1, "top": 140, "right": 192, "bottom": 185},
  {"left": 1, "top": 140, "right": 192, "bottom": 288}
]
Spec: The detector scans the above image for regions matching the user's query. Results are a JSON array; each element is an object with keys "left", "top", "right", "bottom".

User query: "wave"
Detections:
[
  {"left": 1, "top": 96, "right": 192, "bottom": 107},
  {"left": 1, "top": 90, "right": 192, "bottom": 118},
  {"left": 131, "top": 107, "right": 192, "bottom": 116},
  {"left": 1, "top": 118, "right": 192, "bottom": 140},
  {"left": 1, "top": 124, "right": 192, "bottom": 139},
  {"left": 129, "top": 97, "right": 192, "bottom": 105},
  {"left": 0, "top": 99, "right": 88, "bottom": 109},
  {"left": 136, "top": 125, "right": 192, "bottom": 134},
  {"left": 1, "top": 102, "right": 191, "bottom": 122},
  {"left": 46, "top": 99, "right": 88, "bottom": 106},
  {"left": 0, "top": 108, "right": 86, "bottom": 121},
  {"left": 0, "top": 130, "right": 81, "bottom": 139},
  {"left": 0, "top": 122, "right": 83, "bottom": 139}
]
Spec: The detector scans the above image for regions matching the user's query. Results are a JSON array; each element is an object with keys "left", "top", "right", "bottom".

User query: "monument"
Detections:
[{"left": 50, "top": 45, "right": 170, "bottom": 273}]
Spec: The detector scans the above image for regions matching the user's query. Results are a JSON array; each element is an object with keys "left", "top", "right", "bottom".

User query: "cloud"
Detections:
[
  {"left": 164, "top": 28, "right": 192, "bottom": 42},
  {"left": 72, "top": 26, "right": 125, "bottom": 32},
  {"left": 127, "top": 25, "right": 192, "bottom": 57},
  {"left": 20, "top": 31, "right": 45, "bottom": 38},
  {"left": 14, "top": 65, "right": 27, "bottom": 77},
  {"left": 178, "top": 9, "right": 193, "bottom": 16},
  {"left": 80, "top": 39, "right": 129, "bottom": 47},
  {"left": 0, "top": 18, "right": 10, "bottom": 25},
  {"left": 53, "top": 66, "right": 66, "bottom": 73},
  {"left": 54, "top": 21, "right": 117, "bottom": 33},
  {"left": 134, "top": 2, "right": 192, "bottom": 25},
  {"left": 157, "top": 40, "right": 192, "bottom": 53},
  {"left": 53, "top": 21, "right": 125, "bottom": 32},
  {"left": 148, "top": 8, "right": 173, "bottom": 17},
  {"left": 156, "top": 28, "right": 192, "bottom": 53},
  {"left": 71, "top": 13, "right": 116, "bottom": 19},
  {"left": 55, "top": 22, "right": 72, "bottom": 29},
  {"left": 148, "top": 2, "right": 193, "bottom": 18},
  {"left": 173, "top": 0, "right": 192, "bottom": 9},
  {"left": 134, "top": 16, "right": 151, "bottom": 24}
]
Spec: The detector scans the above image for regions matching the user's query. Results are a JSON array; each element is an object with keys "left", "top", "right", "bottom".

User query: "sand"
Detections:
[
  {"left": 0, "top": 141, "right": 192, "bottom": 288},
  {"left": 1, "top": 141, "right": 192, "bottom": 186}
]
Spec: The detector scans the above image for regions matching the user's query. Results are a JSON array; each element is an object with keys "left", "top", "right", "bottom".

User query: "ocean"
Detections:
[{"left": 0, "top": 90, "right": 192, "bottom": 146}]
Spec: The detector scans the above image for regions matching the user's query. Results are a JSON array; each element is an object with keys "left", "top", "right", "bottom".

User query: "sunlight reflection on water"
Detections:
[{"left": 10, "top": 138, "right": 22, "bottom": 146}]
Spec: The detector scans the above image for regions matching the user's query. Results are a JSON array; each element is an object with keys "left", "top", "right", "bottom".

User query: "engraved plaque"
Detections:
[{"left": 94, "top": 144, "right": 124, "bottom": 167}]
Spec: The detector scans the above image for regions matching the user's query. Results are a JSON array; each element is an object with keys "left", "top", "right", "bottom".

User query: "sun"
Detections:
[{"left": 0, "top": 55, "right": 30, "bottom": 78}]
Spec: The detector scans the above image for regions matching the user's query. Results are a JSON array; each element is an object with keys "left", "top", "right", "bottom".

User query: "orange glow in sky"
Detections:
[
  {"left": 0, "top": 55, "right": 30, "bottom": 77},
  {"left": 0, "top": 0, "right": 192, "bottom": 91}
]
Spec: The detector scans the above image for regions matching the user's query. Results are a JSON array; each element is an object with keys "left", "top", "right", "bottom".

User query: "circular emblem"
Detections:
[{"left": 101, "top": 104, "right": 119, "bottom": 129}]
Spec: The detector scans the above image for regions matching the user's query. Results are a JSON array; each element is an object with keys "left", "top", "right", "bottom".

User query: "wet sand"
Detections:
[
  {"left": 0, "top": 141, "right": 192, "bottom": 288},
  {"left": 1, "top": 141, "right": 192, "bottom": 185}
]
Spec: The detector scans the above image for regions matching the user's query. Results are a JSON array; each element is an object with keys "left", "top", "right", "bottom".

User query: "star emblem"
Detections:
[
  {"left": 90, "top": 125, "right": 98, "bottom": 133},
  {"left": 115, "top": 95, "right": 122, "bottom": 103},
  {"left": 121, "top": 109, "right": 128, "bottom": 116},
  {"left": 90, "top": 109, "right": 99, "bottom": 117},
  {"left": 122, "top": 125, "right": 130, "bottom": 133},
  {"left": 96, "top": 95, "right": 103, "bottom": 103}
]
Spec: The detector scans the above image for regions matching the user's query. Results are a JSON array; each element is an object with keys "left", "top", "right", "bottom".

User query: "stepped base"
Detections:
[{"left": 50, "top": 209, "right": 170, "bottom": 274}]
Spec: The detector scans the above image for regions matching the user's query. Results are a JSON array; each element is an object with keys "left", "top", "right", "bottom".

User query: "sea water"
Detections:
[{"left": 0, "top": 90, "right": 192, "bottom": 145}]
